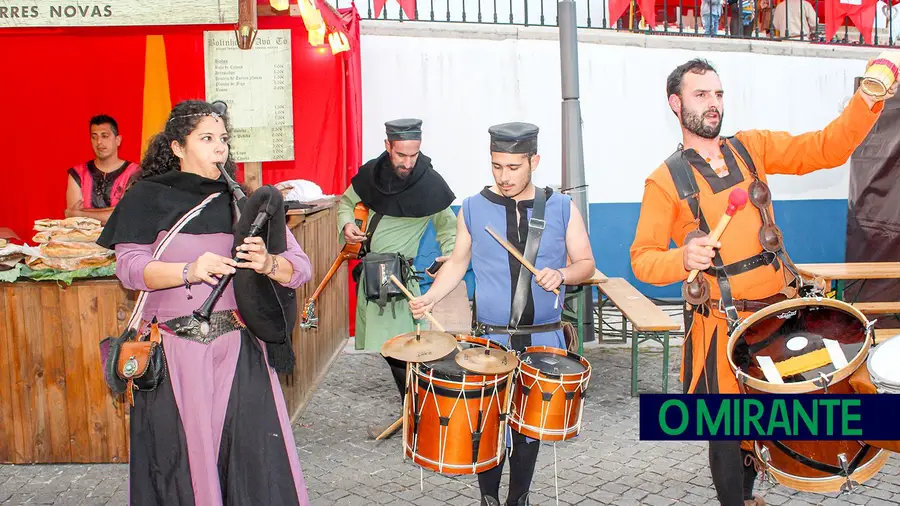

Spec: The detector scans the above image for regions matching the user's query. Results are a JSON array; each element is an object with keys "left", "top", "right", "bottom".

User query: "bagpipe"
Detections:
[{"left": 193, "top": 163, "right": 298, "bottom": 351}]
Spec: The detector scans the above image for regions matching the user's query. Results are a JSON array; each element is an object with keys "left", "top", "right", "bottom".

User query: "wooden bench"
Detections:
[
  {"left": 874, "top": 328, "right": 899, "bottom": 345},
  {"left": 854, "top": 302, "right": 900, "bottom": 315},
  {"left": 598, "top": 278, "right": 681, "bottom": 396}
]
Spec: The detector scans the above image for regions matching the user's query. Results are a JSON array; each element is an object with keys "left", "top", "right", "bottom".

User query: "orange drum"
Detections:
[
  {"left": 726, "top": 298, "right": 889, "bottom": 494},
  {"left": 508, "top": 346, "right": 591, "bottom": 441},
  {"left": 404, "top": 335, "right": 512, "bottom": 475}
]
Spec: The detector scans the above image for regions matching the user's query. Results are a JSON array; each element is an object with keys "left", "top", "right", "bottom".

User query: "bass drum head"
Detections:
[
  {"left": 728, "top": 298, "right": 870, "bottom": 393},
  {"left": 869, "top": 334, "right": 900, "bottom": 393}
]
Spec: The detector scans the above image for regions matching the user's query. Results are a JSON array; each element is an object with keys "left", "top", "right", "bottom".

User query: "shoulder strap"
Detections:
[
  {"left": 726, "top": 136, "right": 759, "bottom": 177},
  {"left": 124, "top": 192, "right": 223, "bottom": 331},
  {"left": 364, "top": 212, "right": 384, "bottom": 254},
  {"left": 664, "top": 150, "right": 740, "bottom": 325},
  {"left": 508, "top": 187, "right": 548, "bottom": 342}
]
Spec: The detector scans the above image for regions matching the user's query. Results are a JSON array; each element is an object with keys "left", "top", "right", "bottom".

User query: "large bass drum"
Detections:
[{"left": 726, "top": 298, "right": 889, "bottom": 494}]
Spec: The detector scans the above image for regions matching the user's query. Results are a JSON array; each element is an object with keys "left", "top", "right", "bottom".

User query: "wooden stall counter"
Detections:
[{"left": 0, "top": 199, "right": 348, "bottom": 464}]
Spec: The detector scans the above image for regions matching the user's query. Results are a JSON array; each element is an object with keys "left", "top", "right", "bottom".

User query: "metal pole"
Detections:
[{"left": 558, "top": 0, "right": 595, "bottom": 343}]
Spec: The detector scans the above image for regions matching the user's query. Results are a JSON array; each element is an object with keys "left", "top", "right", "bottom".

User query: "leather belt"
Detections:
[
  {"left": 473, "top": 321, "right": 562, "bottom": 337},
  {"left": 708, "top": 251, "right": 779, "bottom": 278},
  {"left": 158, "top": 310, "right": 246, "bottom": 345},
  {"left": 708, "top": 294, "right": 788, "bottom": 314}
]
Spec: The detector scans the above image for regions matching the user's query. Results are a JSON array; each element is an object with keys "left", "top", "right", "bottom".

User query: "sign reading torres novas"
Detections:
[{"left": 0, "top": 0, "right": 238, "bottom": 28}]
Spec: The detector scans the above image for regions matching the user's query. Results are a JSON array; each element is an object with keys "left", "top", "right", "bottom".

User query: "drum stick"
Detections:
[
  {"left": 389, "top": 274, "right": 447, "bottom": 333},
  {"left": 376, "top": 416, "right": 403, "bottom": 441},
  {"left": 485, "top": 226, "right": 560, "bottom": 296},
  {"left": 686, "top": 188, "right": 749, "bottom": 283}
]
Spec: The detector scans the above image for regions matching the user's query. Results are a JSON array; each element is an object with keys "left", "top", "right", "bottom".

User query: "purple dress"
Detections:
[{"left": 114, "top": 229, "right": 312, "bottom": 506}]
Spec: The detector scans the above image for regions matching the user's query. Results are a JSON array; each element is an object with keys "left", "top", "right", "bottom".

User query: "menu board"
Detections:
[{"left": 204, "top": 30, "right": 294, "bottom": 163}]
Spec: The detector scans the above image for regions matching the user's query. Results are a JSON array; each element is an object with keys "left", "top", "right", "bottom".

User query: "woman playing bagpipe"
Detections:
[{"left": 98, "top": 100, "right": 313, "bottom": 505}]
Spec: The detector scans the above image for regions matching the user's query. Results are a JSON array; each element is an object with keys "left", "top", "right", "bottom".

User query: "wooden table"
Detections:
[
  {"left": 0, "top": 202, "right": 347, "bottom": 464},
  {"left": 795, "top": 262, "right": 900, "bottom": 301}
]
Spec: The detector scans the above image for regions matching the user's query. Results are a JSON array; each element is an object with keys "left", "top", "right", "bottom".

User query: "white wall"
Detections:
[{"left": 359, "top": 24, "right": 873, "bottom": 205}]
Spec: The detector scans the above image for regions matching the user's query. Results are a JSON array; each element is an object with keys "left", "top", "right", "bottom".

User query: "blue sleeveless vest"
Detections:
[{"left": 463, "top": 187, "right": 571, "bottom": 350}]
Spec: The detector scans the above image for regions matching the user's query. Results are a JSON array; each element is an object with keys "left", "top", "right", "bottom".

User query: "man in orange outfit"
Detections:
[{"left": 630, "top": 58, "right": 896, "bottom": 506}]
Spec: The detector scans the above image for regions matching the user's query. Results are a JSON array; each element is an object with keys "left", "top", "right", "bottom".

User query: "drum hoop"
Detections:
[
  {"left": 412, "top": 364, "right": 507, "bottom": 389},
  {"left": 867, "top": 334, "right": 900, "bottom": 389},
  {"left": 405, "top": 442, "right": 504, "bottom": 471},
  {"left": 755, "top": 442, "right": 889, "bottom": 486},
  {"left": 726, "top": 298, "right": 873, "bottom": 394},
  {"left": 517, "top": 345, "right": 592, "bottom": 381},
  {"left": 516, "top": 366, "right": 591, "bottom": 387}
]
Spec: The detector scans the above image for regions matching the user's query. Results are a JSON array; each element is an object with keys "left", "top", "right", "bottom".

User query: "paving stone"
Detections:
[{"left": 1, "top": 339, "right": 897, "bottom": 505}]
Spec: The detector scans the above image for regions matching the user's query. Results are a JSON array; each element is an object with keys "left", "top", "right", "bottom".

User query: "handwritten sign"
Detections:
[
  {"left": 0, "top": 0, "right": 238, "bottom": 27},
  {"left": 204, "top": 30, "right": 295, "bottom": 163}
]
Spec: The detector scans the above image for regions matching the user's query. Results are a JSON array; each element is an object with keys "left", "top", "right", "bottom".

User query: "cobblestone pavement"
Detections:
[{"left": 2, "top": 342, "right": 899, "bottom": 505}]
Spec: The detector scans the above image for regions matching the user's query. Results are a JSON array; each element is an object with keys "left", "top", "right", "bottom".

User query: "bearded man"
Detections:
[
  {"left": 629, "top": 58, "right": 895, "bottom": 506},
  {"left": 337, "top": 118, "right": 457, "bottom": 439}
]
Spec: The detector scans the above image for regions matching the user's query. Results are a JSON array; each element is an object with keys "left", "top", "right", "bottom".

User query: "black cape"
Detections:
[
  {"left": 98, "top": 170, "right": 297, "bottom": 373},
  {"left": 351, "top": 151, "right": 455, "bottom": 218},
  {"left": 97, "top": 170, "right": 233, "bottom": 248}
]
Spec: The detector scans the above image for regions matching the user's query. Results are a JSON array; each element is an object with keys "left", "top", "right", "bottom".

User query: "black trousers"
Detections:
[
  {"left": 382, "top": 354, "right": 407, "bottom": 402},
  {"left": 709, "top": 441, "right": 758, "bottom": 505},
  {"left": 477, "top": 431, "right": 540, "bottom": 505}
]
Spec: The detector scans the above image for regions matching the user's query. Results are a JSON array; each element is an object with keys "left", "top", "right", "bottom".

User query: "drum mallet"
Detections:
[
  {"left": 389, "top": 274, "right": 448, "bottom": 333},
  {"left": 686, "top": 187, "right": 749, "bottom": 283},
  {"left": 485, "top": 226, "right": 560, "bottom": 296}
]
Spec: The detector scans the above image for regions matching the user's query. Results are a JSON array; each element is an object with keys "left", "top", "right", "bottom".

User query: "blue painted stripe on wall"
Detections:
[
  {"left": 414, "top": 199, "right": 848, "bottom": 300},
  {"left": 589, "top": 199, "right": 848, "bottom": 299}
]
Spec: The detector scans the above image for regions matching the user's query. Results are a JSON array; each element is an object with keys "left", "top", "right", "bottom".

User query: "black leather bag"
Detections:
[{"left": 362, "top": 252, "right": 413, "bottom": 314}]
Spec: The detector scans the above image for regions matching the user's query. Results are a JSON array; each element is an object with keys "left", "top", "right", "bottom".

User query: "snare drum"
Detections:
[
  {"left": 850, "top": 334, "right": 900, "bottom": 453},
  {"left": 404, "top": 335, "right": 511, "bottom": 474},
  {"left": 868, "top": 333, "right": 900, "bottom": 393},
  {"left": 727, "top": 298, "right": 889, "bottom": 493},
  {"left": 508, "top": 346, "right": 591, "bottom": 441}
]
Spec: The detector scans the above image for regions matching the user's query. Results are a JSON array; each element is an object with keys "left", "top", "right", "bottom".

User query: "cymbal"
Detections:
[
  {"left": 455, "top": 347, "right": 518, "bottom": 375},
  {"left": 380, "top": 330, "right": 458, "bottom": 362}
]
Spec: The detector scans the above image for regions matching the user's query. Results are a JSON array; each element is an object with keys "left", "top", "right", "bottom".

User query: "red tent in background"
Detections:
[{"left": 0, "top": 0, "right": 362, "bottom": 244}]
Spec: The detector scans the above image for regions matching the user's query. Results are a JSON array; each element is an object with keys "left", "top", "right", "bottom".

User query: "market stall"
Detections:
[{"left": 0, "top": 0, "right": 361, "bottom": 464}]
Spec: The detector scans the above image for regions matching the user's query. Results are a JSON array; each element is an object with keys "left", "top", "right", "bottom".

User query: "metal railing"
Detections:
[{"left": 330, "top": 0, "right": 900, "bottom": 47}]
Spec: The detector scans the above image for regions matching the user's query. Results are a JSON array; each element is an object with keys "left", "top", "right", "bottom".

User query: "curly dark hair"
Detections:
[{"left": 136, "top": 100, "right": 239, "bottom": 181}]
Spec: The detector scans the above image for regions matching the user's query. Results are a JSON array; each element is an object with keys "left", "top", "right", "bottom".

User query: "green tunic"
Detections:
[{"left": 337, "top": 185, "right": 457, "bottom": 351}]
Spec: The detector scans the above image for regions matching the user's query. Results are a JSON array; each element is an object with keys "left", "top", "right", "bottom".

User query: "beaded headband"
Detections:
[{"left": 167, "top": 100, "right": 228, "bottom": 123}]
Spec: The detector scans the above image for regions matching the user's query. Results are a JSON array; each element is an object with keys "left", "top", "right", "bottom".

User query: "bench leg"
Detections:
[
  {"left": 662, "top": 331, "right": 670, "bottom": 394},
  {"left": 631, "top": 330, "right": 639, "bottom": 397}
]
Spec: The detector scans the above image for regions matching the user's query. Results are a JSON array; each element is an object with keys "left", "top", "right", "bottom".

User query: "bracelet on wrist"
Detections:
[
  {"left": 267, "top": 254, "right": 279, "bottom": 276},
  {"left": 183, "top": 262, "right": 193, "bottom": 299}
]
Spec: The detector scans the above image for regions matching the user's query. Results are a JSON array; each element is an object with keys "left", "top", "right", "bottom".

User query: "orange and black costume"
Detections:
[{"left": 630, "top": 90, "right": 883, "bottom": 505}]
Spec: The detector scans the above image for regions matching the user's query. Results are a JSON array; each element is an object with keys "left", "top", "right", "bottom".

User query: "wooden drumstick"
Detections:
[
  {"left": 389, "top": 274, "right": 447, "bottom": 333},
  {"left": 686, "top": 188, "right": 749, "bottom": 283},
  {"left": 485, "top": 226, "right": 560, "bottom": 295}
]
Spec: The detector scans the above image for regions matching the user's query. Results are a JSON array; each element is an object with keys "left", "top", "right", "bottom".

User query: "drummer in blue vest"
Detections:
[{"left": 410, "top": 122, "right": 595, "bottom": 506}]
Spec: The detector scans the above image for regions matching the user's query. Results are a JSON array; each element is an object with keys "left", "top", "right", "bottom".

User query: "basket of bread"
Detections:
[{"left": 27, "top": 217, "right": 115, "bottom": 271}]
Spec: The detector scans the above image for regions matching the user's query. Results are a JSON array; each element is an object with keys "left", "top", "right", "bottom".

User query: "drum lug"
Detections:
[
  {"left": 757, "top": 445, "right": 777, "bottom": 485},
  {"left": 813, "top": 372, "right": 832, "bottom": 393},
  {"left": 736, "top": 368, "right": 748, "bottom": 395},
  {"left": 837, "top": 453, "right": 860, "bottom": 494},
  {"left": 866, "top": 319, "right": 878, "bottom": 344}
]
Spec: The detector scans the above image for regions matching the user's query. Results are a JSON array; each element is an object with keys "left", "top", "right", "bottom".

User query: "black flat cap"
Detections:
[
  {"left": 386, "top": 118, "right": 423, "bottom": 141},
  {"left": 488, "top": 122, "right": 539, "bottom": 154}
]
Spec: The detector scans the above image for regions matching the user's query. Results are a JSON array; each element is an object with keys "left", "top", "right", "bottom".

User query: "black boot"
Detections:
[
  {"left": 481, "top": 496, "right": 500, "bottom": 506},
  {"left": 506, "top": 492, "right": 529, "bottom": 506}
]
